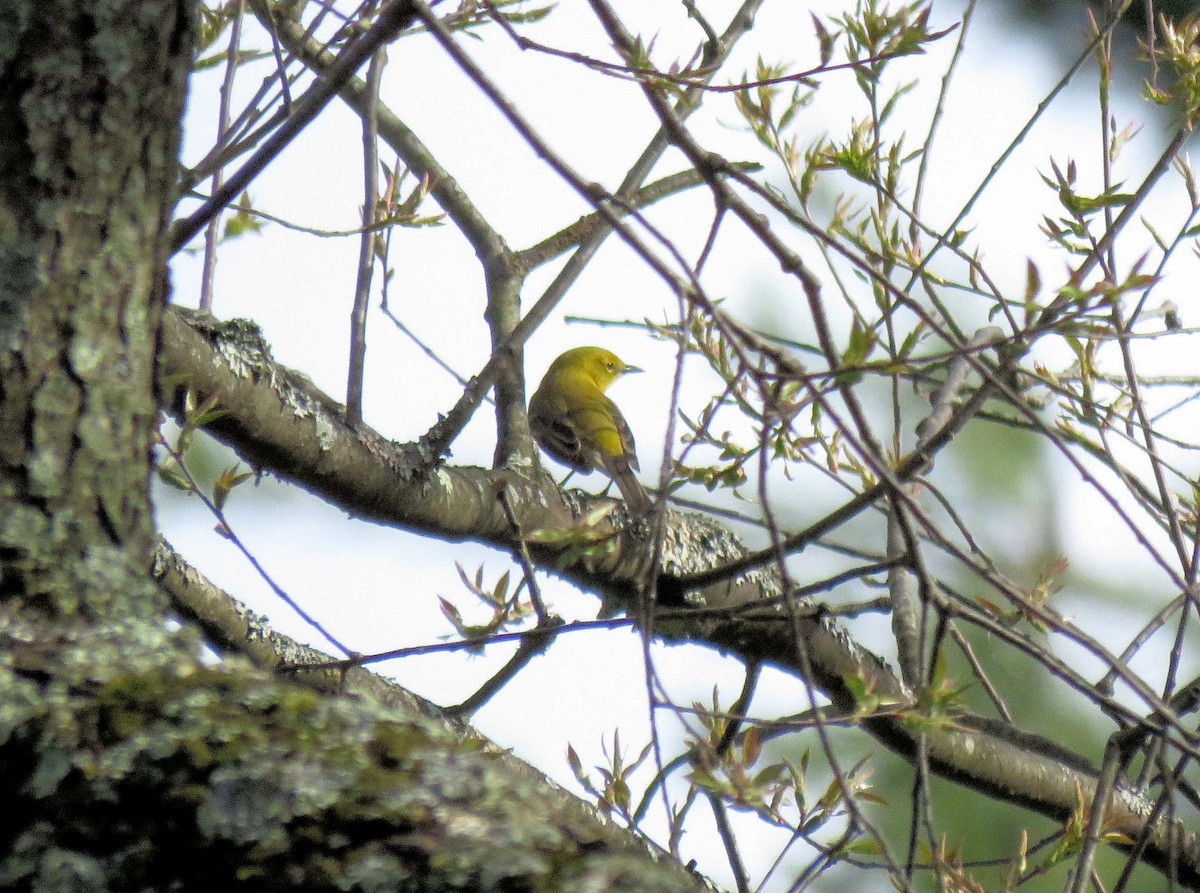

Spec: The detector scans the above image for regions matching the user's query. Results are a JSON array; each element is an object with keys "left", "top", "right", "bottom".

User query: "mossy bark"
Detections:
[{"left": 0, "top": 0, "right": 191, "bottom": 619}]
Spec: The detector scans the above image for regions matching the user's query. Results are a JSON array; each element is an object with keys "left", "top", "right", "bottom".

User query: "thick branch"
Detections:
[{"left": 159, "top": 306, "right": 1200, "bottom": 886}]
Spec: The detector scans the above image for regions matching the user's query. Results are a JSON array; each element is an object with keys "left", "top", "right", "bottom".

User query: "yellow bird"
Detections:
[{"left": 528, "top": 346, "right": 652, "bottom": 514}]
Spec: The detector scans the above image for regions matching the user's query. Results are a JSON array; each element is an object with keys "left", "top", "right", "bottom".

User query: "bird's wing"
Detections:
[
  {"left": 529, "top": 402, "right": 593, "bottom": 472},
  {"left": 609, "top": 400, "right": 639, "bottom": 472},
  {"left": 572, "top": 398, "right": 639, "bottom": 472}
]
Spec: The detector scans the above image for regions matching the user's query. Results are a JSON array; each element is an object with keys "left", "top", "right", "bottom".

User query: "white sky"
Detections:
[{"left": 163, "top": 2, "right": 1200, "bottom": 889}]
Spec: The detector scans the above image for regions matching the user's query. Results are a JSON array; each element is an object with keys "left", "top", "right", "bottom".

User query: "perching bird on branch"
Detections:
[{"left": 528, "top": 346, "right": 652, "bottom": 514}]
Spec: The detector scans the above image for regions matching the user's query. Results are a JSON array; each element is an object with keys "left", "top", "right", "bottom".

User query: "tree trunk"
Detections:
[{"left": 0, "top": 0, "right": 189, "bottom": 617}]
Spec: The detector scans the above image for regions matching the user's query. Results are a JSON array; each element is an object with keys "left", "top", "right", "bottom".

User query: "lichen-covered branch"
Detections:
[{"left": 157, "top": 307, "right": 1200, "bottom": 886}]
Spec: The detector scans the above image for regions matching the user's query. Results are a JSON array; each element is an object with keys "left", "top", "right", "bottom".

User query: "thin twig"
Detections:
[
  {"left": 172, "top": 0, "right": 419, "bottom": 252},
  {"left": 199, "top": 0, "right": 246, "bottom": 313},
  {"left": 346, "top": 48, "right": 385, "bottom": 427}
]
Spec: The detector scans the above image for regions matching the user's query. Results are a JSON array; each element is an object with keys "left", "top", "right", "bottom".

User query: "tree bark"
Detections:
[{"left": 0, "top": 0, "right": 189, "bottom": 618}]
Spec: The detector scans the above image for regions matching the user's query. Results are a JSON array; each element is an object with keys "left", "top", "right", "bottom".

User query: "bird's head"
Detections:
[{"left": 553, "top": 346, "right": 642, "bottom": 391}]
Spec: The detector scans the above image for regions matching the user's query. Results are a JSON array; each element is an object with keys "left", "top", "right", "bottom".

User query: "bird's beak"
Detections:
[{"left": 622, "top": 363, "right": 643, "bottom": 375}]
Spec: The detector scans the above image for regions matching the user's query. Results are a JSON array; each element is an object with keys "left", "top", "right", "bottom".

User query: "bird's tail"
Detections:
[{"left": 605, "top": 456, "right": 652, "bottom": 515}]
